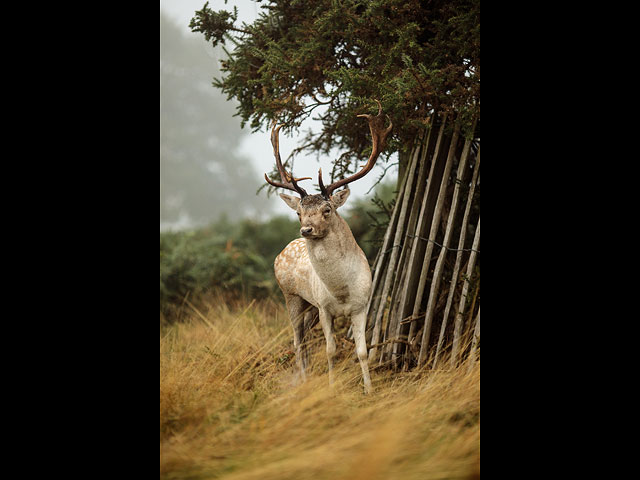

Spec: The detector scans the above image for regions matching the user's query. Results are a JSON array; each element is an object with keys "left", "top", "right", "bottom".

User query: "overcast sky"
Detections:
[{"left": 160, "top": 0, "right": 397, "bottom": 219}]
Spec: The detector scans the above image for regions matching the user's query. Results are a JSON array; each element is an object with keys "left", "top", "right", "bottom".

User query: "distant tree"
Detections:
[{"left": 160, "top": 12, "right": 268, "bottom": 229}]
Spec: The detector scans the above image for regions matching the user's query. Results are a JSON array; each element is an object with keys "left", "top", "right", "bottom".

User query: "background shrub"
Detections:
[{"left": 160, "top": 182, "right": 395, "bottom": 318}]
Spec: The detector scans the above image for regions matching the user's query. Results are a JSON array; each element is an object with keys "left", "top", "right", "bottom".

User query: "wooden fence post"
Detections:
[
  {"left": 433, "top": 146, "right": 480, "bottom": 368},
  {"left": 451, "top": 216, "right": 480, "bottom": 368}
]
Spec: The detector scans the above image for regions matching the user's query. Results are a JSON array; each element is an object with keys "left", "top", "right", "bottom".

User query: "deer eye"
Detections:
[{"left": 323, "top": 208, "right": 331, "bottom": 216}]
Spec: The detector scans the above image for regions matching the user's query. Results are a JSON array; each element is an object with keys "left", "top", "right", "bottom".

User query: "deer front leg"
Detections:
[
  {"left": 351, "top": 310, "right": 373, "bottom": 394},
  {"left": 318, "top": 309, "right": 337, "bottom": 385}
]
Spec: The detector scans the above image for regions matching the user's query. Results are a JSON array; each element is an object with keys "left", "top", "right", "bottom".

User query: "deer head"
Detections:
[
  {"left": 264, "top": 100, "right": 393, "bottom": 238},
  {"left": 279, "top": 189, "right": 351, "bottom": 239}
]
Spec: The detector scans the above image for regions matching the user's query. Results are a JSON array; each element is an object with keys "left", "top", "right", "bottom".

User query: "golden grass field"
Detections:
[{"left": 160, "top": 297, "right": 480, "bottom": 480}]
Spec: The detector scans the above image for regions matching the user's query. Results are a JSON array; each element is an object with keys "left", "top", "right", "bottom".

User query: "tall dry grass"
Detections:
[{"left": 160, "top": 296, "right": 479, "bottom": 480}]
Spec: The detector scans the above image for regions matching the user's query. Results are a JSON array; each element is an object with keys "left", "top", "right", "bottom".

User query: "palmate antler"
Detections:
[{"left": 264, "top": 100, "right": 393, "bottom": 199}]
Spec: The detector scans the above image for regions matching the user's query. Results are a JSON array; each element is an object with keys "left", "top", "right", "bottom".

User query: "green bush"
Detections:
[
  {"left": 160, "top": 181, "right": 396, "bottom": 316},
  {"left": 160, "top": 216, "right": 300, "bottom": 314}
]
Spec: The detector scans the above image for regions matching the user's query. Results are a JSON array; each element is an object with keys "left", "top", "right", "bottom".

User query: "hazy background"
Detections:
[{"left": 160, "top": 0, "right": 398, "bottom": 231}]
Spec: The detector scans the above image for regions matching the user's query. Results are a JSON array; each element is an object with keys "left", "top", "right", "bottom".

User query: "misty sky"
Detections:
[{"left": 160, "top": 0, "right": 398, "bottom": 226}]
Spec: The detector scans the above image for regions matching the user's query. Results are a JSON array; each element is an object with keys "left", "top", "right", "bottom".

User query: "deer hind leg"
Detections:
[
  {"left": 302, "top": 307, "right": 319, "bottom": 370},
  {"left": 351, "top": 310, "right": 373, "bottom": 394},
  {"left": 318, "top": 308, "right": 337, "bottom": 385},
  {"left": 285, "top": 295, "right": 314, "bottom": 382}
]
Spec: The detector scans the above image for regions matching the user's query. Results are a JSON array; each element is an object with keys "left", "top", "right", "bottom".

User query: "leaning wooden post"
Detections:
[
  {"left": 368, "top": 139, "right": 421, "bottom": 363},
  {"left": 451, "top": 216, "right": 480, "bottom": 368},
  {"left": 411, "top": 120, "right": 460, "bottom": 367},
  {"left": 416, "top": 124, "right": 471, "bottom": 366},
  {"left": 467, "top": 306, "right": 480, "bottom": 373},
  {"left": 380, "top": 127, "right": 433, "bottom": 365},
  {"left": 433, "top": 146, "right": 480, "bottom": 368},
  {"left": 392, "top": 117, "right": 448, "bottom": 368},
  {"left": 364, "top": 162, "right": 408, "bottom": 331}
]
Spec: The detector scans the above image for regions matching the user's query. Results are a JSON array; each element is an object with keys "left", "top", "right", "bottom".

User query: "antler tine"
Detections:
[
  {"left": 318, "top": 168, "right": 329, "bottom": 199},
  {"left": 324, "top": 100, "right": 393, "bottom": 198},
  {"left": 264, "top": 121, "right": 309, "bottom": 197}
]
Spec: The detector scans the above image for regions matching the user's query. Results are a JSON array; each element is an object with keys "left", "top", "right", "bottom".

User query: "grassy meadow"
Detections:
[{"left": 160, "top": 296, "right": 480, "bottom": 480}]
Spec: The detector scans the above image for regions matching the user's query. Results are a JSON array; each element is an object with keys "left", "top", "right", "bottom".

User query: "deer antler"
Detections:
[
  {"left": 319, "top": 100, "right": 393, "bottom": 199},
  {"left": 264, "top": 122, "right": 310, "bottom": 197}
]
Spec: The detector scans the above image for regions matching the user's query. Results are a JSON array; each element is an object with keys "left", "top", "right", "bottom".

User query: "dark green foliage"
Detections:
[
  {"left": 190, "top": 0, "right": 479, "bottom": 185},
  {"left": 189, "top": 2, "right": 241, "bottom": 47},
  {"left": 160, "top": 215, "right": 300, "bottom": 314}
]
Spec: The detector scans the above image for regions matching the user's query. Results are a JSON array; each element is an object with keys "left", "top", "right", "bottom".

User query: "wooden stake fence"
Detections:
[
  {"left": 367, "top": 134, "right": 422, "bottom": 362},
  {"left": 433, "top": 147, "right": 480, "bottom": 368},
  {"left": 365, "top": 113, "right": 480, "bottom": 371}
]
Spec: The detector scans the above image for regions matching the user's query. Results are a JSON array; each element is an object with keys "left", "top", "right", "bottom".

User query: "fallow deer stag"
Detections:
[{"left": 265, "top": 101, "right": 392, "bottom": 394}]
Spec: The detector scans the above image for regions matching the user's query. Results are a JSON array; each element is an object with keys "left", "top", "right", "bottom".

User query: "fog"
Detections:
[{"left": 160, "top": 0, "right": 397, "bottom": 231}]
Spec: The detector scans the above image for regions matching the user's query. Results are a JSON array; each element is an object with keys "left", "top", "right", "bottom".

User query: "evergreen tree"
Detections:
[
  {"left": 191, "top": 0, "right": 480, "bottom": 369},
  {"left": 190, "top": 0, "right": 479, "bottom": 183}
]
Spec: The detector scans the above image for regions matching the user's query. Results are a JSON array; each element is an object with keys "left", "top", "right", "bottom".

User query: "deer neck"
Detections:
[{"left": 305, "top": 214, "right": 361, "bottom": 292}]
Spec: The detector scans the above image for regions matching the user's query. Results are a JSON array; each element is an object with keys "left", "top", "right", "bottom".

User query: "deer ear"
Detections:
[
  {"left": 330, "top": 188, "right": 350, "bottom": 209},
  {"left": 279, "top": 193, "right": 301, "bottom": 211}
]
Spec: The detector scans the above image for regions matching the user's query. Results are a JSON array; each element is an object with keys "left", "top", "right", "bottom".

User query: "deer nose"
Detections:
[{"left": 300, "top": 227, "right": 313, "bottom": 237}]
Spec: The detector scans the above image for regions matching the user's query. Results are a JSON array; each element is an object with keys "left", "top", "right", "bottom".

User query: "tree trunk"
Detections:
[
  {"left": 396, "top": 149, "right": 411, "bottom": 193},
  {"left": 367, "top": 136, "right": 422, "bottom": 362},
  {"left": 408, "top": 120, "right": 460, "bottom": 367},
  {"left": 379, "top": 125, "right": 436, "bottom": 365},
  {"left": 388, "top": 117, "right": 449, "bottom": 367}
]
